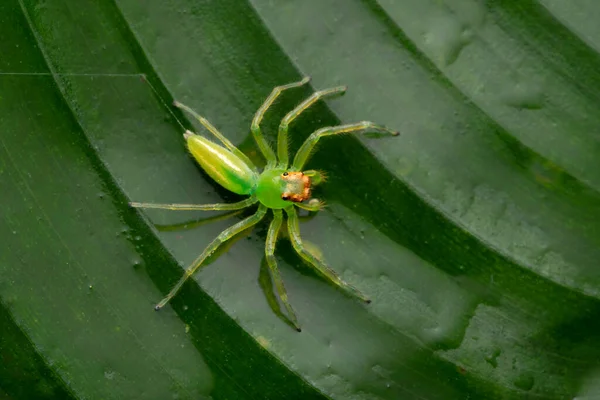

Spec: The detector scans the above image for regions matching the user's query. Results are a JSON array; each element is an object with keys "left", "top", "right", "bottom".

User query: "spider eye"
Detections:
[
  {"left": 282, "top": 195, "right": 290, "bottom": 201},
  {"left": 282, "top": 172, "right": 289, "bottom": 176}
]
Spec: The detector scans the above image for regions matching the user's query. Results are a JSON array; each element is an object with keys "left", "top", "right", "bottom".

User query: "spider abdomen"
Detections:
[{"left": 185, "top": 131, "right": 258, "bottom": 195}]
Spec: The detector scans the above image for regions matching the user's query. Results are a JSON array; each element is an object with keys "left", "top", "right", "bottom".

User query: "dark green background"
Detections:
[{"left": 1, "top": 0, "right": 599, "bottom": 399}]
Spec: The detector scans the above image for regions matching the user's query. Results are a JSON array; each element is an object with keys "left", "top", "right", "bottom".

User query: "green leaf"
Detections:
[{"left": 1, "top": 0, "right": 600, "bottom": 399}]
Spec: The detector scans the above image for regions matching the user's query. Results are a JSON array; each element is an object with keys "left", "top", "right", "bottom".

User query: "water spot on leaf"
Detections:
[
  {"left": 423, "top": 16, "right": 473, "bottom": 66},
  {"left": 104, "top": 370, "right": 115, "bottom": 380},
  {"left": 484, "top": 348, "right": 501, "bottom": 368},
  {"left": 501, "top": 81, "right": 545, "bottom": 110},
  {"left": 513, "top": 373, "right": 534, "bottom": 391}
]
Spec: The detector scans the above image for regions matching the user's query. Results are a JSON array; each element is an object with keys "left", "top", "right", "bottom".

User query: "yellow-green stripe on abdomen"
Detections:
[{"left": 186, "top": 134, "right": 258, "bottom": 195}]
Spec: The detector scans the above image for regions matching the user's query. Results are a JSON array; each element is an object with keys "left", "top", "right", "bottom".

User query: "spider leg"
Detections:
[
  {"left": 251, "top": 77, "right": 311, "bottom": 166},
  {"left": 154, "top": 210, "right": 245, "bottom": 232},
  {"left": 155, "top": 204, "right": 267, "bottom": 310},
  {"left": 173, "top": 101, "right": 256, "bottom": 170},
  {"left": 302, "top": 170, "right": 326, "bottom": 186},
  {"left": 278, "top": 86, "right": 346, "bottom": 167},
  {"left": 284, "top": 207, "right": 370, "bottom": 303},
  {"left": 294, "top": 199, "right": 325, "bottom": 213},
  {"left": 129, "top": 197, "right": 257, "bottom": 211},
  {"left": 265, "top": 210, "right": 301, "bottom": 331},
  {"left": 292, "top": 122, "right": 398, "bottom": 171}
]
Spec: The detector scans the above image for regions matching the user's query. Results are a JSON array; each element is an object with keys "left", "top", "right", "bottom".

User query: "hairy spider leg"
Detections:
[
  {"left": 302, "top": 170, "right": 326, "bottom": 185},
  {"left": 266, "top": 209, "right": 301, "bottom": 331},
  {"left": 174, "top": 101, "right": 256, "bottom": 170},
  {"left": 251, "top": 77, "right": 311, "bottom": 165},
  {"left": 155, "top": 205, "right": 268, "bottom": 310},
  {"left": 129, "top": 197, "right": 257, "bottom": 211},
  {"left": 293, "top": 122, "right": 399, "bottom": 171},
  {"left": 294, "top": 199, "right": 324, "bottom": 212},
  {"left": 278, "top": 86, "right": 346, "bottom": 167},
  {"left": 284, "top": 207, "right": 370, "bottom": 303}
]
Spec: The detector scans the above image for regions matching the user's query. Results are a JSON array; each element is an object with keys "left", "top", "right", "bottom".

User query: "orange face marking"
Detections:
[{"left": 281, "top": 172, "right": 311, "bottom": 202}]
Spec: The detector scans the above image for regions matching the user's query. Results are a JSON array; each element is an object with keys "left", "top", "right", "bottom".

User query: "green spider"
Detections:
[{"left": 130, "top": 77, "right": 398, "bottom": 331}]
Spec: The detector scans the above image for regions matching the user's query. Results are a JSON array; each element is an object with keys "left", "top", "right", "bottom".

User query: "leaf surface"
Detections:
[{"left": 1, "top": 0, "right": 599, "bottom": 399}]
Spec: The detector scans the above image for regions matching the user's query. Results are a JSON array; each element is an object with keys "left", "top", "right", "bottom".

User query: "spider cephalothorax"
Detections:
[
  {"left": 131, "top": 77, "right": 398, "bottom": 331},
  {"left": 281, "top": 171, "right": 311, "bottom": 203}
]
